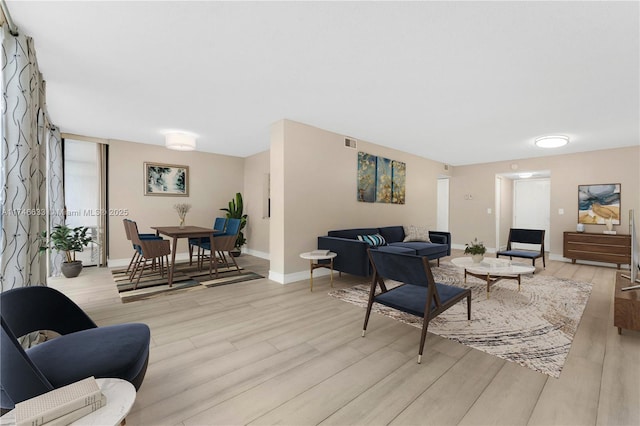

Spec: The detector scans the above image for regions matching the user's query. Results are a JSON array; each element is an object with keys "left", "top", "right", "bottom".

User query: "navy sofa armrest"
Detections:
[
  {"left": 429, "top": 231, "right": 451, "bottom": 256},
  {"left": 318, "top": 236, "right": 371, "bottom": 277}
]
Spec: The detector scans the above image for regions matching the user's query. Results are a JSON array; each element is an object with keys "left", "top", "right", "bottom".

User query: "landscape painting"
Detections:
[{"left": 144, "top": 162, "right": 189, "bottom": 196}]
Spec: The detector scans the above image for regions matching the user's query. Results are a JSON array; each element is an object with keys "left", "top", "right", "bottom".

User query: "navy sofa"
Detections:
[{"left": 317, "top": 226, "right": 451, "bottom": 277}]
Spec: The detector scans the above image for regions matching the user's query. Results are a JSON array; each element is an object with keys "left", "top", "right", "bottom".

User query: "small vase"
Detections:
[
  {"left": 605, "top": 217, "right": 613, "bottom": 232},
  {"left": 178, "top": 217, "right": 185, "bottom": 229},
  {"left": 472, "top": 254, "right": 484, "bottom": 263}
]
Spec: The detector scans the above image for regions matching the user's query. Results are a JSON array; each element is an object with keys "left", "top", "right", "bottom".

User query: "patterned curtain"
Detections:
[
  {"left": 0, "top": 24, "right": 48, "bottom": 295},
  {"left": 46, "top": 124, "right": 64, "bottom": 276}
]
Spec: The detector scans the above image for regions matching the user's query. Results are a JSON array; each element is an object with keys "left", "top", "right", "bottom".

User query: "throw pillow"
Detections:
[
  {"left": 357, "top": 234, "right": 387, "bottom": 247},
  {"left": 403, "top": 225, "right": 431, "bottom": 242}
]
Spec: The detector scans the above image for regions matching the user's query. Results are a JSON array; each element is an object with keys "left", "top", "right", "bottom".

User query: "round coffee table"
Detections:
[
  {"left": 450, "top": 257, "right": 535, "bottom": 298},
  {"left": 299, "top": 251, "right": 337, "bottom": 291}
]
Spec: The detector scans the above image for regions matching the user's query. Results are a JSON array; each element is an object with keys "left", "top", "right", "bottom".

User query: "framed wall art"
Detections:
[
  {"left": 144, "top": 162, "right": 189, "bottom": 196},
  {"left": 578, "top": 183, "right": 620, "bottom": 225},
  {"left": 357, "top": 151, "right": 405, "bottom": 204}
]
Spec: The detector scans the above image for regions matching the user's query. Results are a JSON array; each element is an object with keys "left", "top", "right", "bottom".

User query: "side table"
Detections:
[
  {"left": 0, "top": 378, "right": 136, "bottom": 426},
  {"left": 299, "top": 251, "right": 337, "bottom": 291}
]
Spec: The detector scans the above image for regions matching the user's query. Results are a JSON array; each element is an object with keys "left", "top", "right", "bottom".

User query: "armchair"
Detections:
[{"left": 0, "top": 286, "right": 150, "bottom": 410}]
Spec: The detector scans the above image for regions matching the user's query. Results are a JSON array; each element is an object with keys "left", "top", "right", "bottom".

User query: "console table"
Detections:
[
  {"left": 563, "top": 232, "right": 631, "bottom": 269},
  {"left": 614, "top": 272, "right": 640, "bottom": 334}
]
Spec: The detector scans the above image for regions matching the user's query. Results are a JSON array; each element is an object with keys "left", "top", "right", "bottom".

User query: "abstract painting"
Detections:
[
  {"left": 578, "top": 183, "right": 620, "bottom": 224},
  {"left": 357, "top": 152, "right": 405, "bottom": 204},
  {"left": 144, "top": 162, "right": 189, "bottom": 196}
]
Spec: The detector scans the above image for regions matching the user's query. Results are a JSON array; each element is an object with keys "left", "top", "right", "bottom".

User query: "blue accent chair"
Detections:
[
  {"left": 126, "top": 220, "right": 172, "bottom": 288},
  {"left": 496, "top": 228, "right": 545, "bottom": 269},
  {"left": 364, "top": 250, "right": 471, "bottom": 364},
  {"left": 0, "top": 286, "right": 150, "bottom": 411}
]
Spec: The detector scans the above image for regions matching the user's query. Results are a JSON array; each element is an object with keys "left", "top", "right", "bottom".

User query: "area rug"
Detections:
[
  {"left": 328, "top": 262, "right": 593, "bottom": 378},
  {"left": 111, "top": 261, "right": 263, "bottom": 303}
]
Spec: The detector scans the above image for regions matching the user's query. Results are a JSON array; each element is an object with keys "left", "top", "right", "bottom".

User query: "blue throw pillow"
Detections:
[{"left": 357, "top": 234, "right": 387, "bottom": 247}]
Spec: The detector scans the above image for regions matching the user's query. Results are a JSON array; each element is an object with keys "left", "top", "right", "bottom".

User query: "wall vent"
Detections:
[
  {"left": 344, "top": 137, "right": 357, "bottom": 149},
  {"left": 444, "top": 164, "right": 449, "bottom": 171}
]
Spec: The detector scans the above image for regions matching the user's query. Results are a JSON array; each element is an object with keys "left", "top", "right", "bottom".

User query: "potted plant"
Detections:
[
  {"left": 40, "top": 224, "right": 93, "bottom": 278},
  {"left": 220, "top": 192, "right": 248, "bottom": 256},
  {"left": 464, "top": 238, "right": 486, "bottom": 263}
]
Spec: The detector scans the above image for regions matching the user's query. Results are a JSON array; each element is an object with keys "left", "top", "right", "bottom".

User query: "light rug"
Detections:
[
  {"left": 328, "top": 262, "right": 592, "bottom": 378},
  {"left": 112, "top": 261, "right": 263, "bottom": 303}
]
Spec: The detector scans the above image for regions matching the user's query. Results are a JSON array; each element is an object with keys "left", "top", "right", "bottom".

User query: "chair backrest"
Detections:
[
  {"left": 367, "top": 249, "right": 433, "bottom": 288},
  {"left": 224, "top": 218, "right": 241, "bottom": 236},
  {"left": 213, "top": 217, "right": 227, "bottom": 232},
  {"left": 1, "top": 317, "right": 54, "bottom": 409},
  {"left": 123, "top": 219, "right": 133, "bottom": 241},
  {"left": 508, "top": 228, "right": 545, "bottom": 248}
]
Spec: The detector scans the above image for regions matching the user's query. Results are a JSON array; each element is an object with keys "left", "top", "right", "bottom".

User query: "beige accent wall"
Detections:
[
  {"left": 450, "top": 146, "right": 640, "bottom": 257},
  {"left": 243, "top": 150, "right": 270, "bottom": 258},
  {"left": 269, "top": 119, "right": 448, "bottom": 282},
  {"left": 107, "top": 139, "right": 244, "bottom": 263}
]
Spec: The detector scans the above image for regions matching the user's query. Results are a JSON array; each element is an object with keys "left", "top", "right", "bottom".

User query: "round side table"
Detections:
[{"left": 299, "top": 251, "right": 337, "bottom": 291}]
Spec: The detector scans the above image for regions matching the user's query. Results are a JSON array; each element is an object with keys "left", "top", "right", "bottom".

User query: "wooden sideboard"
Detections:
[
  {"left": 563, "top": 232, "right": 631, "bottom": 269},
  {"left": 614, "top": 272, "right": 640, "bottom": 334}
]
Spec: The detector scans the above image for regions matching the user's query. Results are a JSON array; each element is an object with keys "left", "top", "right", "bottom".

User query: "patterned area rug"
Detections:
[
  {"left": 112, "top": 261, "right": 263, "bottom": 303},
  {"left": 328, "top": 262, "right": 592, "bottom": 378}
]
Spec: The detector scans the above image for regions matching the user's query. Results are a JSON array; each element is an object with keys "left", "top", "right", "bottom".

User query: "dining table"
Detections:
[{"left": 150, "top": 226, "right": 221, "bottom": 287}]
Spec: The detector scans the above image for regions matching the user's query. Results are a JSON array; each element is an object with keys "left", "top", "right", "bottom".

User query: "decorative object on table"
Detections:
[
  {"left": 174, "top": 203, "right": 191, "bottom": 229},
  {"left": 576, "top": 223, "right": 585, "bottom": 232},
  {"left": 144, "top": 162, "right": 189, "bottom": 196},
  {"left": 220, "top": 192, "right": 248, "bottom": 256},
  {"left": 603, "top": 216, "right": 617, "bottom": 234},
  {"left": 464, "top": 237, "right": 486, "bottom": 263},
  {"left": 329, "top": 261, "right": 593, "bottom": 378},
  {"left": 357, "top": 151, "right": 406, "bottom": 204},
  {"left": 578, "top": 183, "right": 620, "bottom": 225},
  {"left": 39, "top": 224, "right": 93, "bottom": 278}
]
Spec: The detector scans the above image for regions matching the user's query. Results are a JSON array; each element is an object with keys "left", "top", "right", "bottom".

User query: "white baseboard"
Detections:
[
  {"left": 268, "top": 267, "right": 331, "bottom": 285},
  {"left": 243, "top": 248, "right": 270, "bottom": 260}
]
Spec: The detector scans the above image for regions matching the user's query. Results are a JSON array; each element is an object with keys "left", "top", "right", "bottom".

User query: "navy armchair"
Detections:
[
  {"left": 364, "top": 250, "right": 471, "bottom": 363},
  {"left": 497, "top": 228, "right": 546, "bottom": 269},
  {"left": 1, "top": 286, "right": 150, "bottom": 411}
]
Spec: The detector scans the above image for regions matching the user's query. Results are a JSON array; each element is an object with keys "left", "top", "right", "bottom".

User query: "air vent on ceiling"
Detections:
[{"left": 344, "top": 137, "right": 357, "bottom": 149}]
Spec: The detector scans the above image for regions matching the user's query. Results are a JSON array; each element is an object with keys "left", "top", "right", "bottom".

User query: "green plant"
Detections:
[
  {"left": 40, "top": 225, "right": 92, "bottom": 263},
  {"left": 464, "top": 238, "right": 486, "bottom": 255},
  {"left": 221, "top": 192, "right": 248, "bottom": 249}
]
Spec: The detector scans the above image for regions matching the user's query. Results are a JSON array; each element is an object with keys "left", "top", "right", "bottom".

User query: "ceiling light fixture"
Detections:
[
  {"left": 165, "top": 132, "right": 196, "bottom": 151},
  {"left": 534, "top": 135, "right": 569, "bottom": 149}
]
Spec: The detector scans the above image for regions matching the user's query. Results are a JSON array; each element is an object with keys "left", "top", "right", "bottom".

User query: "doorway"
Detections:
[
  {"left": 63, "top": 139, "right": 108, "bottom": 266},
  {"left": 513, "top": 178, "right": 551, "bottom": 249}
]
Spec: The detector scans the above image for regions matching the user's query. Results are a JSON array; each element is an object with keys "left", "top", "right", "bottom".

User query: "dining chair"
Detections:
[
  {"left": 127, "top": 220, "right": 172, "bottom": 288},
  {"left": 122, "top": 219, "right": 163, "bottom": 277},
  {"left": 189, "top": 217, "right": 227, "bottom": 266},
  {"left": 196, "top": 218, "right": 242, "bottom": 274},
  {"left": 365, "top": 249, "right": 471, "bottom": 364}
]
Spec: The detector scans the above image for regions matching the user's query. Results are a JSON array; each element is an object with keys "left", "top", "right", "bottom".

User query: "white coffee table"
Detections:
[
  {"left": 299, "top": 251, "right": 337, "bottom": 291},
  {"left": 450, "top": 257, "right": 535, "bottom": 298},
  {"left": 0, "top": 378, "right": 136, "bottom": 426}
]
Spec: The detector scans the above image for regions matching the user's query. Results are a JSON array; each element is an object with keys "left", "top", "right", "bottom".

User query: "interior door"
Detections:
[{"left": 513, "top": 178, "right": 551, "bottom": 250}]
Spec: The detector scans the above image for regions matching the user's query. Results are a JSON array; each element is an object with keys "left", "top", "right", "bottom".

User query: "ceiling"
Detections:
[{"left": 5, "top": 1, "right": 639, "bottom": 166}]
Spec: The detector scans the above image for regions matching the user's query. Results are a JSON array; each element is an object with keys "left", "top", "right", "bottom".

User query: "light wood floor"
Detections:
[{"left": 48, "top": 251, "right": 640, "bottom": 426}]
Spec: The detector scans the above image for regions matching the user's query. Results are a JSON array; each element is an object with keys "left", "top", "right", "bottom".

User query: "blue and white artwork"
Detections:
[
  {"left": 145, "top": 162, "right": 189, "bottom": 196},
  {"left": 578, "top": 183, "right": 620, "bottom": 224}
]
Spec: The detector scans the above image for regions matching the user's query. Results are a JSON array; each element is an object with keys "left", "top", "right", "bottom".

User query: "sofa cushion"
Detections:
[
  {"left": 403, "top": 225, "right": 431, "bottom": 242},
  {"left": 328, "top": 228, "right": 379, "bottom": 240},
  {"left": 389, "top": 242, "right": 447, "bottom": 257},
  {"left": 377, "top": 246, "right": 415, "bottom": 254},
  {"left": 357, "top": 234, "right": 387, "bottom": 247},
  {"left": 378, "top": 226, "right": 405, "bottom": 244}
]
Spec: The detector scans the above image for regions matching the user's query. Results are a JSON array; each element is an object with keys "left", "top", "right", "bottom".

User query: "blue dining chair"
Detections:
[
  {"left": 122, "top": 219, "right": 163, "bottom": 277},
  {"left": 195, "top": 218, "right": 242, "bottom": 274},
  {"left": 189, "top": 217, "right": 227, "bottom": 266}
]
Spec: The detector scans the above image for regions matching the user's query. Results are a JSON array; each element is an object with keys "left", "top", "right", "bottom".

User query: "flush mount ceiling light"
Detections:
[
  {"left": 165, "top": 132, "right": 196, "bottom": 151},
  {"left": 534, "top": 135, "right": 569, "bottom": 149}
]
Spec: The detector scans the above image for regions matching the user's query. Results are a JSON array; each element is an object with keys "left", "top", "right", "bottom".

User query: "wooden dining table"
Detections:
[{"left": 151, "top": 226, "right": 220, "bottom": 287}]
